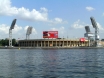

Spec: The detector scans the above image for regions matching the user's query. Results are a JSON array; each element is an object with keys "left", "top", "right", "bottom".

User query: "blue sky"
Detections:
[{"left": 0, "top": 0, "right": 104, "bottom": 39}]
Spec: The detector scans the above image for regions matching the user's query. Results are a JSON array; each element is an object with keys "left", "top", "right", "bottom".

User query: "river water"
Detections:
[{"left": 0, "top": 49, "right": 104, "bottom": 78}]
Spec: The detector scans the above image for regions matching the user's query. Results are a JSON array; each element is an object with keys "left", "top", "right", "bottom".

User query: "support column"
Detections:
[
  {"left": 67, "top": 40, "right": 68, "bottom": 47},
  {"left": 70, "top": 40, "right": 71, "bottom": 47},
  {"left": 56, "top": 39, "right": 57, "bottom": 47},
  {"left": 52, "top": 39, "right": 53, "bottom": 47},
  {"left": 33, "top": 41, "right": 35, "bottom": 47},
  {"left": 44, "top": 41, "right": 45, "bottom": 47},
  {"left": 24, "top": 41, "right": 25, "bottom": 47},
  {"left": 27, "top": 41, "right": 29, "bottom": 47},
  {"left": 26, "top": 41, "right": 27, "bottom": 47},
  {"left": 48, "top": 41, "right": 49, "bottom": 47},
  {"left": 59, "top": 39, "right": 60, "bottom": 47},
  {"left": 75, "top": 41, "right": 76, "bottom": 47},
  {"left": 37, "top": 41, "right": 38, "bottom": 47},
  {"left": 27, "top": 41, "right": 28, "bottom": 47},
  {"left": 63, "top": 39, "right": 64, "bottom": 47},
  {"left": 25, "top": 41, "right": 27, "bottom": 47},
  {"left": 41, "top": 41, "right": 42, "bottom": 47},
  {"left": 31, "top": 41, "right": 32, "bottom": 47},
  {"left": 83, "top": 42, "right": 85, "bottom": 46}
]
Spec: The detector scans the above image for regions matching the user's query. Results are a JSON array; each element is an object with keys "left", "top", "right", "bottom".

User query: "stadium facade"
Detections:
[{"left": 18, "top": 38, "right": 89, "bottom": 47}]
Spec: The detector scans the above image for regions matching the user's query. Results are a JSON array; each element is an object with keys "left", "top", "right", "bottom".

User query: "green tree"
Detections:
[
  {"left": 12, "top": 38, "right": 16, "bottom": 46},
  {"left": 5, "top": 39, "right": 9, "bottom": 46},
  {"left": 0, "top": 40, "right": 2, "bottom": 46},
  {"left": 1, "top": 39, "right": 5, "bottom": 46},
  {"left": 0, "top": 39, "right": 17, "bottom": 46}
]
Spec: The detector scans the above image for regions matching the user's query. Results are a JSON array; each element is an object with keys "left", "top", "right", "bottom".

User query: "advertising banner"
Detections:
[
  {"left": 80, "top": 38, "right": 85, "bottom": 42},
  {"left": 43, "top": 31, "right": 58, "bottom": 38}
]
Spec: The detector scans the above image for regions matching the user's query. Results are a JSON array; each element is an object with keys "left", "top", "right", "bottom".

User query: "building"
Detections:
[{"left": 18, "top": 38, "right": 89, "bottom": 47}]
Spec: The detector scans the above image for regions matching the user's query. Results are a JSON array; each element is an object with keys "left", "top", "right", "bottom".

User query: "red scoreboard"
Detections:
[{"left": 43, "top": 31, "right": 58, "bottom": 38}]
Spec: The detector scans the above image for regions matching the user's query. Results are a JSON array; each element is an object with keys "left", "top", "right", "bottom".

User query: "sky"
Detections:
[{"left": 0, "top": 0, "right": 104, "bottom": 40}]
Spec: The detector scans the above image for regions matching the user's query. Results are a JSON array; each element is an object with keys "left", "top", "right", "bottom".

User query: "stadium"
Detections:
[
  {"left": 18, "top": 30, "right": 89, "bottom": 47},
  {"left": 9, "top": 17, "right": 104, "bottom": 48}
]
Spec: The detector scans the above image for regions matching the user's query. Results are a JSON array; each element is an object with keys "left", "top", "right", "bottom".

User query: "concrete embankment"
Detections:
[{"left": 0, "top": 46, "right": 104, "bottom": 49}]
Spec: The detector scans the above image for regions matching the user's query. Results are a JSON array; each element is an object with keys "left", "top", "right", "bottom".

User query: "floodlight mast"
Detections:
[
  {"left": 85, "top": 26, "right": 91, "bottom": 47},
  {"left": 90, "top": 17, "right": 99, "bottom": 47},
  {"left": 26, "top": 27, "right": 29, "bottom": 40},
  {"left": 26, "top": 26, "right": 33, "bottom": 40},
  {"left": 9, "top": 29, "right": 12, "bottom": 47},
  {"left": 85, "top": 26, "right": 90, "bottom": 33},
  {"left": 9, "top": 19, "right": 17, "bottom": 47}
]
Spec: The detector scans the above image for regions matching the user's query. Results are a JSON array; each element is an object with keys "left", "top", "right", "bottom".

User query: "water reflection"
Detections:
[
  {"left": 81, "top": 49, "right": 99, "bottom": 78},
  {"left": 24, "top": 50, "right": 34, "bottom": 78},
  {"left": 0, "top": 49, "right": 17, "bottom": 78},
  {"left": 41, "top": 49, "right": 58, "bottom": 78},
  {"left": 17, "top": 49, "right": 35, "bottom": 78},
  {"left": 8, "top": 49, "right": 16, "bottom": 78}
]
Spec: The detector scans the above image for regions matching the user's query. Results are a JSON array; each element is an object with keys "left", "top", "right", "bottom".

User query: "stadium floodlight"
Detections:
[
  {"left": 26, "top": 26, "right": 30, "bottom": 35},
  {"left": 26, "top": 26, "right": 33, "bottom": 40},
  {"left": 90, "top": 17, "right": 98, "bottom": 28},
  {"left": 90, "top": 17, "right": 99, "bottom": 47},
  {"left": 29, "top": 27, "right": 33, "bottom": 34},
  {"left": 84, "top": 26, "right": 94, "bottom": 47},
  {"left": 26, "top": 27, "right": 30, "bottom": 39},
  {"left": 85, "top": 26, "right": 90, "bottom": 33},
  {"left": 9, "top": 19, "right": 17, "bottom": 47},
  {"left": 10, "top": 19, "right": 17, "bottom": 30}
]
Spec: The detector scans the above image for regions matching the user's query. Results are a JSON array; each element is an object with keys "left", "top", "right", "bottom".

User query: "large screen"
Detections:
[{"left": 43, "top": 31, "right": 58, "bottom": 38}]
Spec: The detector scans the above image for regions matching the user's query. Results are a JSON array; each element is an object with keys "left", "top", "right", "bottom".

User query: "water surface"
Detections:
[{"left": 0, "top": 49, "right": 104, "bottom": 78}]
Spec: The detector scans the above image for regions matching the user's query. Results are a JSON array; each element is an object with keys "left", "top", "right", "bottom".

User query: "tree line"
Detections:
[{"left": 0, "top": 39, "right": 18, "bottom": 46}]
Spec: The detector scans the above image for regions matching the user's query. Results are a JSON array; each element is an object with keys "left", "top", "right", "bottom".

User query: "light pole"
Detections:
[
  {"left": 9, "top": 19, "right": 17, "bottom": 47},
  {"left": 90, "top": 17, "right": 99, "bottom": 47},
  {"left": 26, "top": 26, "right": 33, "bottom": 40}
]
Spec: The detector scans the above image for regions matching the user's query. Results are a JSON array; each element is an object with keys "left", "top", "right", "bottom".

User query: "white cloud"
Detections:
[
  {"left": 97, "top": 22, "right": 104, "bottom": 30},
  {"left": 54, "top": 18, "right": 63, "bottom": 23},
  {"left": 12, "top": 25, "right": 22, "bottom": 34},
  {"left": 0, "top": 0, "right": 66, "bottom": 24},
  {"left": 0, "top": 0, "right": 47, "bottom": 21},
  {"left": 50, "top": 26, "right": 65, "bottom": 35},
  {"left": 20, "top": 22, "right": 104, "bottom": 39},
  {"left": 71, "top": 20, "right": 104, "bottom": 30},
  {"left": 48, "top": 18, "right": 67, "bottom": 25},
  {"left": 71, "top": 20, "right": 87, "bottom": 29},
  {"left": 86, "top": 6, "right": 95, "bottom": 11},
  {"left": 0, "top": 24, "right": 37, "bottom": 39},
  {"left": 0, "top": 24, "right": 9, "bottom": 34},
  {"left": 32, "top": 28, "right": 37, "bottom": 34},
  {"left": 0, "top": 24, "right": 23, "bottom": 38},
  {"left": 40, "top": 7, "right": 48, "bottom": 12}
]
